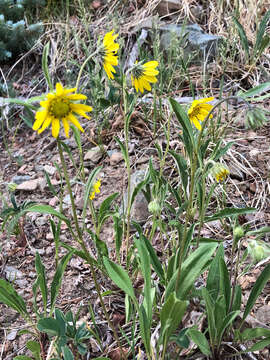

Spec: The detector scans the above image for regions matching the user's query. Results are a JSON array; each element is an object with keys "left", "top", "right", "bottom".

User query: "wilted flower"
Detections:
[
  {"left": 102, "top": 30, "right": 119, "bottom": 79},
  {"left": 188, "top": 97, "right": 214, "bottom": 130},
  {"left": 33, "top": 83, "right": 92, "bottom": 138},
  {"left": 131, "top": 61, "right": 159, "bottom": 93},
  {"left": 90, "top": 179, "right": 101, "bottom": 200}
]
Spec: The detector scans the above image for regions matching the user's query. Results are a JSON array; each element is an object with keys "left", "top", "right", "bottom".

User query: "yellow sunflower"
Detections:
[
  {"left": 188, "top": 97, "right": 214, "bottom": 130},
  {"left": 102, "top": 30, "right": 119, "bottom": 79},
  {"left": 131, "top": 61, "right": 159, "bottom": 94},
  {"left": 89, "top": 179, "right": 101, "bottom": 200},
  {"left": 32, "top": 83, "right": 92, "bottom": 138}
]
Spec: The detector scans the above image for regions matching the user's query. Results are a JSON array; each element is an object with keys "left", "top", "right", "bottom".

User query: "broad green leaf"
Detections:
[
  {"left": 115, "top": 137, "right": 128, "bottom": 163},
  {"left": 246, "top": 226, "right": 270, "bottom": 236},
  {"left": 204, "top": 207, "right": 256, "bottom": 223},
  {"left": 241, "top": 264, "right": 270, "bottom": 324},
  {"left": 231, "top": 285, "right": 242, "bottom": 312},
  {"left": 206, "top": 244, "right": 224, "bottom": 301},
  {"left": 26, "top": 340, "right": 41, "bottom": 355},
  {"left": 37, "top": 317, "right": 61, "bottom": 336},
  {"left": 139, "top": 304, "right": 150, "bottom": 356},
  {"left": 217, "top": 311, "right": 240, "bottom": 345},
  {"left": 103, "top": 257, "right": 136, "bottom": 300},
  {"left": 188, "top": 329, "right": 211, "bottom": 356},
  {"left": 165, "top": 243, "right": 218, "bottom": 300},
  {"left": 0, "top": 279, "right": 28, "bottom": 317},
  {"left": 25, "top": 204, "right": 70, "bottom": 224},
  {"left": 113, "top": 214, "right": 123, "bottom": 258},
  {"left": 43, "top": 170, "right": 57, "bottom": 197},
  {"left": 62, "top": 345, "right": 74, "bottom": 360},
  {"left": 160, "top": 292, "right": 187, "bottom": 344},
  {"left": 35, "top": 252, "right": 48, "bottom": 313},
  {"left": 50, "top": 252, "right": 74, "bottom": 313},
  {"left": 202, "top": 288, "right": 216, "bottom": 344}
]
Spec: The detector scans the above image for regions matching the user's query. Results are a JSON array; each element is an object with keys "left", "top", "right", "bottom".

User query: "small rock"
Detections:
[
  {"left": 4, "top": 266, "right": 24, "bottom": 281},
  {"left": 75, "top": 196, "right": 84, "bottom": 210},
  {"left": 49, "top": 196, "right": 59, "bottom": 207},
  {"left": 63, "top": 194, "right": 72, "bottom": 205},
  {"left": 15, "top": 279, "right": 28, "bottom": 288},
  {"left": 122, "top": 170, "right": 150, "bottom": 224},
  {"left": 110, "top": 152, "right": 124, "bottom": 165},
  {"left": 12, "top": 175, "right": 31, "bottom": 185},
  {"left": 16, "top": 179, "right": 38, "bottom": 191},
  {"left": 46, "top": 233, "right": 54, "bottom": 241},
  {"left": 7, "top": 330, "right": 17, "bottom": 341},
  {"left": 45, "top": 246, "right": 54, "bottom": 255},
  {"left": 17, "top": 165, "right": 28, "bottom": 174},
  {"left": 43, "top": 165, "right": 56, "bottom": 176},
  {"left": 157, "top": 0, "right": 181, "bottom": 16},
  {"left": 256, "top": 305, "right": 270, "bottom": 325},
  {"left": 35, "top": 215, "right": 49, "bottom": 226},
  {"left": 84, "top": 146, "right": 106, "bottom": 163}
]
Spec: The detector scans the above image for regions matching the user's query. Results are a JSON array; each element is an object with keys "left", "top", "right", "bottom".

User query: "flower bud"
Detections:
[
  {"left": 210, "top": 162, "right": 230, "bottom": 183},
  {"left": 233, "top": 226, "right": 245, "bottom": 240},
  {"left": 148, "top": 199, "right": 161, "bottom": 214}
]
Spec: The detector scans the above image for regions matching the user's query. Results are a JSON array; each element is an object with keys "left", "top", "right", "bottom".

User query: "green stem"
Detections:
[
  {"left": 57, "top": 139, "right": 124, "bottom": 356},
  {"left": 75, "top": 47, "right": 101, "bottom": 91}
]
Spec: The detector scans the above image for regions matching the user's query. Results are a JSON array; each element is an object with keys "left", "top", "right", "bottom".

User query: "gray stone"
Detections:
[
  {"left": 7, "top": 330, "right": 17, "bottom": 341},
  {"left": 63, "top": 194, "right": 72, "bottom": 205},
  {"left": 4, "top": 266, "right": 24, "bottom": 281},
  {"left": 43, "top": 165, "right": 56, "bottom": 176},
  {"left": 110, "top": 152, "right": 124, "bottom": 165},
  {"left": 35, "top": 215, "right": 49, "bottom": 227},
  {"left": 160, "top": 23, "right": 222, "bottom": 62},
  {"left": 16, "top": 179, "right": 39, "bottom": 191},
  {"left": 84, "top": 146, "right": 106, "bottom": 163},
  {"left": 12, "top": 175, "right": 31, "bottom": 185},
  {"left": 122, "top": 170, "right": 150, "bottom": 224}
]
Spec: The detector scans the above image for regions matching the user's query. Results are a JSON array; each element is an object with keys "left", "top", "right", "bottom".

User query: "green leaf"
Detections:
[
  {"left": 98, "top": 193, "right": 118, "bottom": 227},
  {"left": 0, "top": 279, "right": 28, "bottom": 317},
  {"left": 169, "top": 149, "right": 188, "bottom": 196},
  {"left": 165, "top": 243, "right": 218, "bottom": 300},
  {"left": 206, "top": 244, "right": 224, "bottom": 301},
  {"left": 232, "top": 17, "right": 250, "bottom": 59},
  {"left": 231, "top": 285, "right": 242, "bottom": 312},
  {"left": 26, "top": 340, "right": 41, "bottom": 355},
  {"left": 50, "top": 252, "right": 74, "bottom": 313},
  {"left": 14, "top": 357, "right": 33, "bottom": 360},
  {"left": 219, "top": 258, "right": 231, "bottom": 313},
  {"left": 212, "top": 141, "right": 234, "bottom": 161},
  {"left": 138, "top": 304, "right": 150, "bottom": 356},
  {"left": 115, "top": 137, "right": 128, "bottom": 164},
  {"left": 135, "top": 238, "right": 152, "bottom": 320},
  {"left": 246, "top": 226, "right": 270, "bottom": 236},
  {"left": 254, "top": 10, "right": 270, "bottom": 56},
  {"left": 62, "top": 345, "right": 74, "bottom": 360},
  {"left": 241, "top": 328, "right": 270, "bottom": 341},
  {"left": 35, "top": 252, "right": 48, "bottom": 313},
  {"left": 160, "top": 292, "right": 187, "bottom": 344},
  {"left": 204, "top": 207, "right": 256, "bottom": 223},
  {"left": 217, "top": 310, "right": 240, "bottom": 346},
  {"left": 103, "top": 257, "right": 136, "bottom": 300},
  {"left": 113, "top": 214, "right": 123, "bottom": 259},
  {"left": 169, "top": 98, "right": 194, "bottom": 158},
  {"left": 202, "top": 288, "right": 216, "bottom": 344},
  {"left": 188, "top": 329, "right": 211, "bottom": 356},
  {"left": 248, "top": 338, "right": 270, "bottom": 352},
  {"left": 43, "top": 170, "right": 57, "bottom": 197},
  {"left": 42, "top": 42, "right": 53, "bottom": 91},
  {"left": 141, "top": 234, "right": 165, "bottom": 282},
  {"left": 237, "top": 82, "right": 270, "bottom": 98},
  {"left": 37, "top": 317, "right": 61, "bottom": 336},
  {"left": 23, "top": 204, "right": 70, "bottom": 224},
  {"left": 241, "top": 264, "right": 270, "bottom": 325}
]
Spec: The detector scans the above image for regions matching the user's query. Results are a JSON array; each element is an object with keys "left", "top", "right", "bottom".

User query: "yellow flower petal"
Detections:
[
  {"left": 52, "top": 118, "right": 60, "bottom": 138},
  {"left": 62, "top": 118, "right": 70, "bottom": 138},
  {"left": 67, "top": 113, "right": 84, "bottom": 133},
  {"left": 33, "top": 110, "right": 47, "bottom": 130},
  {"left": 55, "top": 83, "right": 64, "bottom": 96},
  {"left": 37, "top": 115, "right": 52, "bottom": 134}
]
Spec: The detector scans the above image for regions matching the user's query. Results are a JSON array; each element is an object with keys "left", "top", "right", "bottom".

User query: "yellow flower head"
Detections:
[
  {"left": 89, "top": 179, "right": 101, "bottom": 200},
  {"left": 188, "top": 97, "right": 214, "bottom": 130},
  {"left": 211, "top": 163, "right": 230, "bottom": 182},
  {"left": 33, "top": 83, "right": 92, "bottom": 138},
  {"left": 131, "top": 60, "right": 159, "bottom": 94},
  {"left": 102, "top": 30, "right": 119, "bottom": 79}
]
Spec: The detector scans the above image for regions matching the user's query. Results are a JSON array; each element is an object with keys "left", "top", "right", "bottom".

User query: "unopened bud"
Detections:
[{"left": 148, "top": 199, "right": 160, "bottom": 214}]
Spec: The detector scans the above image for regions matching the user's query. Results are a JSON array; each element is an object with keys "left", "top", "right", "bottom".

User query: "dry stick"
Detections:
[{"left": 57, "top": 139, "right": 125, "bottom": 358}]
